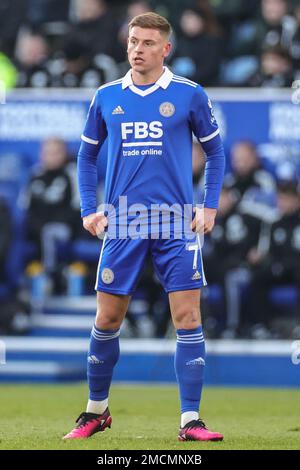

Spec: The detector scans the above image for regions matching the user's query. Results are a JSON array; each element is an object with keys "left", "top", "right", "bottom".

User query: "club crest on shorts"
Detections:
[
  {"left": 101, "top": 268, "right": 114, "bottom": 284},
  {"left": 159, "top": 102, "right": 175, "bottom": 117}
]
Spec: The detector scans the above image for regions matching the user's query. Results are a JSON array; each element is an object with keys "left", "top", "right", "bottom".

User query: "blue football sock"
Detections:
[
  {"left": 87, "top": 325, "right": 120, "bottom": 401},
  {"left": 174, "top": 326, "right": 206, "bottom": 414}
]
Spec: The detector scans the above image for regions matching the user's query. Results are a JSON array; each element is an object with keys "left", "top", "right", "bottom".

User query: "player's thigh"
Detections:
[
  {"left": 168, "top": 289, "right": 202, "bottom": 329},
  {"left": 95, "top": 236, "right": 150, "bottom": 295}
]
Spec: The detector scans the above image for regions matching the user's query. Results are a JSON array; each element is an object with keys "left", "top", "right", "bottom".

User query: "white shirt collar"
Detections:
[{"left": 122, "top": 66, "right": 173, "bottom": 90}]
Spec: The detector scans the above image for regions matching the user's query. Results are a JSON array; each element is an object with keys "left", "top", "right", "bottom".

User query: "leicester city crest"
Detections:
[
  {"left": 159, "top": 102, "right": 175, "bottom": 117},
  {"left": 101, "top": 268, "right": 114, "bottom": 284}
]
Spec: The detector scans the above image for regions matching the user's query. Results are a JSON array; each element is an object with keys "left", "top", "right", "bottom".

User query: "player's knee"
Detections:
[
  {"left": 95, "top": 309, "right": 123, "bottom": 330},
  {"left": 95, "top": 316, "right": 122, "bottom": 330},
  {"left": 172, "top": 306, "right": 201, "bottom": 329}
]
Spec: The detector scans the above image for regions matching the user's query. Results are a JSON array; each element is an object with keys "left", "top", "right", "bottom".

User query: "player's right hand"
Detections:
[{"left": 82, "top": 212, "right": 108, "bottom": 238}]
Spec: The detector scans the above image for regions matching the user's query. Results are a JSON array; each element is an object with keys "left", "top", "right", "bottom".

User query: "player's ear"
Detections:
[{"left": 163, "top": 42, "right": 172, "bottom": 59}]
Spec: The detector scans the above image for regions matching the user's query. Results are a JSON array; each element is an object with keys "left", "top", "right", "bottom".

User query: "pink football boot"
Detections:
[
  {"left": 178, "top": 419, "right": 223, "bottom": 442},
  {"left": 63, "top": 408, "right": 112, "bottom": 439}
]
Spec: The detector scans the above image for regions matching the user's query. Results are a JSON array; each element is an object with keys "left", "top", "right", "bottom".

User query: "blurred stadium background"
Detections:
[{"left": 0, "top": 0, "right": 300, "bottom": 390}]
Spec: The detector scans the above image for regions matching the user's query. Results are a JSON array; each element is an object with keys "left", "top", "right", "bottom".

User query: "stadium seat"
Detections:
[
  {"left": 205, "top": 284, "right": 224, "bottom": 304},
  {"left": 71, "top": 239, "right": 102, "bottom": 263},
  {"left": 269, "top": 286, "right": 299, "bottom": 307},
  {"left": 221, "top": 56, "right": 258, "bottom": 85},
  {"left": 0, "top": 284, "right": 11, "bottom": 299}
]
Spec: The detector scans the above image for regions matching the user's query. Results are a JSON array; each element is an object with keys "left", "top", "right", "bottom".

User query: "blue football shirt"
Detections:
[{"left": 80, "top": 67, "right": 224, "bottom": 233}]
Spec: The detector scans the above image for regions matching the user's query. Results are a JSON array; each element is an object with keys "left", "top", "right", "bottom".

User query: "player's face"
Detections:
[{"left": 127, "top": 26, "right": 171, "bottom": 74}]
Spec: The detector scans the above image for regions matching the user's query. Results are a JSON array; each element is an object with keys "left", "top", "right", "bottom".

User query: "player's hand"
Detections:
[
  {"left": 190, "top": 207, "right": 217, "bottom": 234},
  {"left": 82, "top": 212, "right": 108, "bottom": 237}
]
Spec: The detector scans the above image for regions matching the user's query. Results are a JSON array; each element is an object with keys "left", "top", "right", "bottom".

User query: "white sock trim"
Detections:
[
  {"left": 86, "top": 398, "right": 108, "bottom": 415},
  {"left": 181, "top": 411, "right": 199, "bottom": 428}
]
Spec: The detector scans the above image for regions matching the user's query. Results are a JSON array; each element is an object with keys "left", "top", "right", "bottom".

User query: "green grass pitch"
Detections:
[{"left": 1, "top": 384, "right": 300, "bottom": 450}]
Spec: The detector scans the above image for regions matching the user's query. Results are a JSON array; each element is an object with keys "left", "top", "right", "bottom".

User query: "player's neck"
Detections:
[{"left": 131, "top": 66, "right": 165, "bottom": 86}]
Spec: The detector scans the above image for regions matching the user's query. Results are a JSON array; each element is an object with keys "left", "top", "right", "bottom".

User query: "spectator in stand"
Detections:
[
  {"left": 246, "top": 180, "right": 300, "bottom": 338},
  {"left": 26, "top": 0, "right": 71, "bottom": 26},
  {"left": 225, "top": 140, "right": 276, "bottom": 200},
  {"left": 0, "top": 0, "right": 26, "bottom": 57},
  {"left": 66, "top": 0, "right": 123, "bottom": 64},
  {"left": 0, "top": 196, "right": 32, "bottom": 333},
  {"left": 23, "top": 138, "right": 80, "bottom": 293},
  {"left": 195, "top": 0, "right": 227, "bottom": 32},
  {"left": 14, "top": 31, "right": 51, "bottom": 87},
  {"left": 0, "top": 197, "right": 12, "bottom": 283},
  {"left": 207, "top": 0, "right": 260, "bottom": 38},
  {"left": 289, "top": 2, "right": 300, "bottom": 72},
  {"left": 246, "top": 45, "right": 294, "bottom": 87},
  {"left": 0, "top": 198, "right": 26, "bottom": 335},
  {"left": 222, "top": 0, "right": 297, "bottom": 85},
  {"left": 203, "top": 184, "right": 262, "bottom": 337},
  {"left": 118, "top": 1, "right": 151, "bottom": 58},
  {"left": 229, "top": 0, "right": 297, "bottom": 58},
  {"left": 171, "top": 6, "right": 223, "bottom": 85},
  {"left": 48, "top": 38, "right": 106, "bottom": 88}
]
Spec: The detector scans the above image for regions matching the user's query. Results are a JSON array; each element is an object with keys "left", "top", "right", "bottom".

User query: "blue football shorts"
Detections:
[{"left": 95, "top": 234, "right": 207, "bottom": 295}]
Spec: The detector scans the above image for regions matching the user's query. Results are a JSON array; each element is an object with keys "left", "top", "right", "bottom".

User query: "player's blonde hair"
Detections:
[{"left": 128, "top": 12, "right": 172, "bottom": 39}]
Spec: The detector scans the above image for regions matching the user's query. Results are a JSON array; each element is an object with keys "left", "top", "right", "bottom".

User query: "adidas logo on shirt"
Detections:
[
  {"left": 191, "top": 270, "right": 201, "bottom": 280},
  {"left": 112, "top": 105, "right": 125, "bottom": 114}
]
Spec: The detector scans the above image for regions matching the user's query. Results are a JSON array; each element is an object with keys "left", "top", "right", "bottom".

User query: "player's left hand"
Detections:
[{"left": 190, "top": 207, "right": 217, "bottom": 234}]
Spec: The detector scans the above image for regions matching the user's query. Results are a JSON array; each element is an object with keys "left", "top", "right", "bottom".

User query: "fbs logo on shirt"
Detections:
[{"left": 121, "top": 121, "right": 163, "bottom": 140}]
